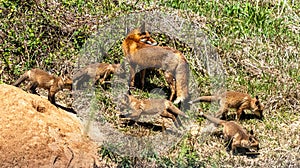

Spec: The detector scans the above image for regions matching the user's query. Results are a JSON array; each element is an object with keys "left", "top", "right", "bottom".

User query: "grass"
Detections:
[{"left": 1, "top": 0, "right": 299, "bottom": 167}]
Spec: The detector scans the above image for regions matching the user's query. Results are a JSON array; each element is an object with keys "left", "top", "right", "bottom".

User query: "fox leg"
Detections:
[
  {"left": 27, "top": 82, "right": 38, "bottom": 94},
  {"left": 236, "top": 108, "right": 244, "bottom": 121},
  {"left": 99, "top": 70, "right": 110, "bottom": 84},
  {"left": 125, "top": 109, "right": 142, "bottom": 121},
  {"left": 48, "top": 88, "right": 57, "bottom": 104},
  {"left": 75, "top": 76, "right": 86, "bottom": 89},
  {"left": 93, "top": 74, "right": 100, "bottom": 85},
  {"left": 164, "top": 72, "right": 176, "bottom": 101},
  {"left": 129, "top": 64, "right": 137, "bottom": 88},
  {"left": 160, "top": 110, "right": 179, "bottom": 128},
  {"left": 236, "top": 102, "right": 249, "bottom": 121},
  {"left": 216, "top": 104, "right": 229, "bottom": 119},
  {"left": 140, "top": 69, "right": 146, "bottom": 89},
  {"left": 73, "top": 75, "right": 83, "bottom": 89},
  {"left": 236, "top": 103, "right": 248, "bottom": 120},
  {"left": 231, "top": 138, "right": 240, "bottom": 155}
]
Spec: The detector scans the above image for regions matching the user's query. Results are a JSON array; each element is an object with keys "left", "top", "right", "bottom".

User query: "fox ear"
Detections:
[{"left": 140, "top": 21, "right": 145, "bottom": 32}]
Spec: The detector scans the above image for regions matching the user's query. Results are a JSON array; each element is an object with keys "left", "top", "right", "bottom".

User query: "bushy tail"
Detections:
[
  {"left": 199, "top": 112, "right": 224, "bottom": 125},
  {"left": 189, "top": 96, "right": 218, "bottom": 104},
  {"left": 174, "top": 60, "right": 189, "bottom": 104},
  {"left": 13, "top": 72, "right": 29, "bottom": 87}
]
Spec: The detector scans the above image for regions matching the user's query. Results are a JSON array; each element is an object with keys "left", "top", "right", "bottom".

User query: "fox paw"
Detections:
[{"left": 174, "top": 97, "right": 184, "bottom": 104}]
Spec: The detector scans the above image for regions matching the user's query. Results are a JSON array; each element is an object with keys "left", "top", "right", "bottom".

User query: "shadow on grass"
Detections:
[
  {"left": 118, "top": 115, "right": 183, "bottom": 137},
  {"left": 55, "top": 103, "right": 77, "bottom": 114},
  {"left": 223, "top": 113, "right": 263, "bottom": 121}
]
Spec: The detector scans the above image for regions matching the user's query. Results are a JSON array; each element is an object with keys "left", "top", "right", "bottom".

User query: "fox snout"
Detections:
[
  {"left": 140, "top": 37, "right": 157, "bottom": 46},
  {"left": 146, "top": 40, "right": 157, "bottom": 46}
]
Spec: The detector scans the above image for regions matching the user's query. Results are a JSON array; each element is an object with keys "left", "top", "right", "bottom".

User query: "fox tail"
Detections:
[
  {"left": 13, "top": 71, "right": 29, "bottom": 87},
  {"left": 199, "top": 112, "right": 224, "bottom": 125},
  {"left": 189, "top": 96, "right": 218, "bottom": 104},
  {"left": 167, "top": 101, "right": 188, "bottom": 118}
]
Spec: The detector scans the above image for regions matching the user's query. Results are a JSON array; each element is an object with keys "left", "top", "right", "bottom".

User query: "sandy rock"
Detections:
[{"left": 0, "top": 84, "right": 100, "bottom": 167}]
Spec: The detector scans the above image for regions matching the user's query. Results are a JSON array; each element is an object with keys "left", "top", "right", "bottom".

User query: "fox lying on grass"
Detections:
[
  {"left": 122, "top": 28, "right": 189, "bottom": 105},
  {"left": 13, "top": 68, "right": 72, "bottom": 105},
  {"left": 190, "top": 91, "right": 264, "bottom": 120},
  {"left": 120, "top": 94, "right": 188, "bottom": 129},
  {"left": 200, "top": 111, "right": 259, "bottom": 155},
  {"left": 73, "top": 63, "right": 120, "bottom": 89}
]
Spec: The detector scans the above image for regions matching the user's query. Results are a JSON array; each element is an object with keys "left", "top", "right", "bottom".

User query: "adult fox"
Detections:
[
  {"left": 122, "top": 28, "right": 189, "bottom": 104},
  {"left": 13, "top": 68, "right": 72, "bottom": 104}
]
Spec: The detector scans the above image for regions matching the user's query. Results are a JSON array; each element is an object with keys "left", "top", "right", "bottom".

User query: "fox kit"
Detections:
[
  {"left": 73, "top": 63, "right": 120, "bottom": 89},
  {"left": 190, "top": 91, "right": 264, "bottom": 120},
  {"left": 13, "top": 68, "right": 72, "bottom": 104},
  {"left": 200, "top": 111, "right": 259, "bottom": 154},
  {"left": 122, "top": 29, "right": 189, "bottom": 104},
  {"left": 120, "top": 94, "right": 188, "bottom": 128}
]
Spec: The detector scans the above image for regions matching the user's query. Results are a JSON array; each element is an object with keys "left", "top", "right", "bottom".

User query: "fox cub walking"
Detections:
[
  {"left": 122, "top": 29, "right": 189, "bottom": 104},
  {"left": 190, "top": 91, "right": 264, "bottom": 120},
  {"left": 13, "top": 68, "right": 72, "bottom": 104},
  {"left": 73, "top": 63, "right": 120, "bottom": 89},
  {"left": 120, "top": 94, "right": 188, "bottom": 128},
  {"left": 200, "top": 111, "right": 259, "bottom": 154}
]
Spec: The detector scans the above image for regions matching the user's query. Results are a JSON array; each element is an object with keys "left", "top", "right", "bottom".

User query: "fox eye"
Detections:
[{"left": 140, "top": 32, "right": 147, "bottom": 35}]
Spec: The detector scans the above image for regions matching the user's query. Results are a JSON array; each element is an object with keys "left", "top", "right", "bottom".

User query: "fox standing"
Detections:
[
  {"left": 73, "top": 63, "right": 120, "bottom": 89},
  {"left": 13, "top": 68, "right": 72, "bottom": 104},
  {"left": 120, "top": 94, "right": 188, "bottom": 128},
  {"left": 200, "top": 111, "right": 259, "bottom": 154},
  {"left": 122, "top": 29, "right": 189, "bottom": 104},
  {"left": 190, "top": 91, "right": 264, "bottom": 120}
]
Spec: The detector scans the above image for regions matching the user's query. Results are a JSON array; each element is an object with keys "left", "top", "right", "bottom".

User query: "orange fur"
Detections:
[
  {"left": 13, "top": 68, "right": 72, "bottom": 104},
  {"left": 190, "top": 91, "right": 264, "bottom": 120},
  {"left": 122, "top": 29, "right": 189, "bottom": 104},
  {"left": 200, "top": 111, "right": 259, "bottom": 154},
  {"left": 120, "top": 94, "right": 188, "bottom": 128},
  {"left": 73, "top": 63, "right": 120, "bottom": 89}
]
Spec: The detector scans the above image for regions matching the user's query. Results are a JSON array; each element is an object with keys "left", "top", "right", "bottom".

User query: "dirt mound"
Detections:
[{"left": 0, "top": 84, "right": 100, "bottom": 167}]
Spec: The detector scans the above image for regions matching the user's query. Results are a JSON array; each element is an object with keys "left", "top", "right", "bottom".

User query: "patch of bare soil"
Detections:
[{"left": 0, "top": 84, "right": 101, "bottom": 167}]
